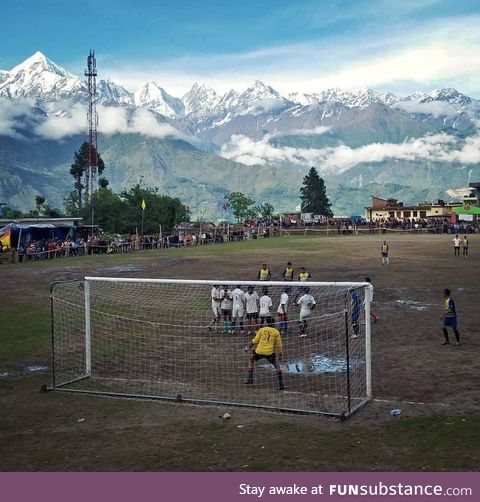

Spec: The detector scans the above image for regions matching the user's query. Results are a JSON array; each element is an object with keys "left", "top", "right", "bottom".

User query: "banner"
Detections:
[{"left": 0, "top": 228, "right": 11, "bottom": 249}]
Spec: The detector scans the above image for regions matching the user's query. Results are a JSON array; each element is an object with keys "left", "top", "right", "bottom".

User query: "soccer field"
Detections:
[{"left": 1, "top": 233, "right": 480, "bottom": 471}]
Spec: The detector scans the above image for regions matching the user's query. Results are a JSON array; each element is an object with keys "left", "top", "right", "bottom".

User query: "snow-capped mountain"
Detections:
[
  {"left": 421, "top": 88, "right": 473, "bottom": 107},
  {"left": 1, "top": 51, "right": 479, "bottom": 144},
  {"left": 0, "top": 51, "right": 82, "bottom": 100},
  {"left": 0, "top": 69, "right": 10, "bottom": 85},
  {"left": 182, "top": 83, "right": 220, "bottom": 116},
  {"left": 1, "top": 52, "right": 478, "bottom": 123},
  {"left": 222, "top": 80, "right": 291, "bottom": 116},
  {"left": 135, "top": 81, "right": 184, "bottom": 118},
  {"left": 288, "top": 92, "right": 320, "bottom": 106},
  {"left": 0, "top": 51, "right": 133, "bottom": 105}
]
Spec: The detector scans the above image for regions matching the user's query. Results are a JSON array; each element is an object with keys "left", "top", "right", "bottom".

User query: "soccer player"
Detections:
[
  {"left": 231, "top": 285, "right": 246, "bottom": 334},
  {"left": 351, "top": 289, "right": 362, "bottom": 338},
  {"left": 364, "top": 277, "right": 378, "bottom": 323},
  {"left": 244, "top": 319, "right": 285, "bottom": 390},
  {"left": 282, "top": 262, "right": 294, "bottom": 281},
  {"left": 292, "top": 267, "right": 312, "bottom": 304},
  {"left": 452, "top": 234, "right": 461, "bottom": 257},
  {"left": 257, "top": 263, "right": 271, "bottom": 281},
  {"left": 244, "top": 285, "right": 260, "bottom": 334},
  {"left": 277, "top": 286, "right": 291, "bottom": 335},
  {"left": 259, "top": 287, "right": 273, "bottom": 326},
  {"left": 441, "top": 288, "right": 460, "bottom": 345},
  {"left": 462, "top": 235, "right": 469, "bottom": 257},
  {"left": 298, "top": 267, "right": 311, "bottom": 282},
  {"left": 208, "top": 284, "right": 222, "bottom": 331},
  {"left": 220, "top": 285, "right": 233, "bottom": 333},
  {"left": 381, "top": 241, "right": 389, "bottom": 264},
  {"left": 296, "top": 287, "right": 316, "bottom": 338}
]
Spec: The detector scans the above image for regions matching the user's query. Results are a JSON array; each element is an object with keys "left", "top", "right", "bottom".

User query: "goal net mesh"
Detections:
[{"left": 51, "top": 278, "right": 371, "bottom": 417}]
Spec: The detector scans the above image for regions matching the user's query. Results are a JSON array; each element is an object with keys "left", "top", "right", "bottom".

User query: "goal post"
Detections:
[{"left": 50, "top": 277, "right": 372, "bottom": 418}]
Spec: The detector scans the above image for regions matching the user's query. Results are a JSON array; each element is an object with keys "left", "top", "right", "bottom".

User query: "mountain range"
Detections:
[{"left": 1, "top": 51, "right": 479, "bottom": 219}]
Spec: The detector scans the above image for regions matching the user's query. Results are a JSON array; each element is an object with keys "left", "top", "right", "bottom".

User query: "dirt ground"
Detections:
[{"left": 1, "top": 233, "right": 479, "bottom": 471}]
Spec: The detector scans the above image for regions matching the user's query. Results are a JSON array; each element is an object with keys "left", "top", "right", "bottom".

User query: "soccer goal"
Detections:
[{"left": 50, "top": 277, "right": 372, "bottom": 418}]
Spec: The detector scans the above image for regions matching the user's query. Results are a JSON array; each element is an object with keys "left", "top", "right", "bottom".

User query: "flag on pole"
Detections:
[{"left": 141, "top": 199, "right": 146, "bottom": 211}]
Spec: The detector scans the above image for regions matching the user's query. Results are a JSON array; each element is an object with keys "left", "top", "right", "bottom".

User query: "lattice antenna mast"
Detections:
[{"left": 84, "top": 50, "right": 98, "bottom": 200}]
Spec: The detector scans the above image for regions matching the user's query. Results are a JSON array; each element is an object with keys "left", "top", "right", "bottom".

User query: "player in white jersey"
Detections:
[
  {"left": 259, "top": 287, "right": 273, "bottom": 327},
  {"left": 208, "top": 284, "right": 222, "bottom": 331},
  {"left": 220, "top": 285, "right": 233, "bottom": 333},
  {"left": 296, "top": 287, "right": 316, "bottom": 338},
  {"left": 231, "top": 285, "right": 246, "bottom": 334},
  {"left": 277, "top": 286, "right": 291, "bottom": 335},
  {"left": 244, "top": 285, "right": 260, "bottom": 334}
]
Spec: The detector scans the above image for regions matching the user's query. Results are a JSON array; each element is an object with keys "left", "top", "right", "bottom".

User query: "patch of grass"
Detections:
[{"left": 0, "top": 304, "right": 50, "bottom": 367}]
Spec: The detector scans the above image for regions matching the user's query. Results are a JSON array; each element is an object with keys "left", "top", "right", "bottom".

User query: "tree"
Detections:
[
  {"left": 300, "top": 167, "right": 333, "bottom": 217},
  {"left": 69, "top": 142, "right": 106, "bottom": 212},
  {"left": 63, "top": 191, "right": 81, "bottom": 217},
  {"left": 34, "top": 195, "right": 45, "bottom": 221},
  {"left": 42, "top": 204, "right": 64, "bottom": 218},
  {"left": 85, "top": 188, "right": 128, "bottom": 233},
  {"left": 225, "top": 192, "right": 256, "bottom": 223},
  {"left": 255, "top": 202, "right": 275, "bottom": 221},
  {"left": 120, "top": 184, "right": 189, "bottom": 234}
]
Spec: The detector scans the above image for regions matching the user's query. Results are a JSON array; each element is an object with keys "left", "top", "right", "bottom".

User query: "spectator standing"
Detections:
[{"left": 452, "top": 234, "right": 461, "bottom": 257}]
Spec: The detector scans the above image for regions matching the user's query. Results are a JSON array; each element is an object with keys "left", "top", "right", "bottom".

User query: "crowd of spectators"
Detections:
[
  {"left": 2, "top": 216, "right": 477, "bottom": 265},
  {"left": 283, "top": 217, "right": 479, "bottom": 235}
]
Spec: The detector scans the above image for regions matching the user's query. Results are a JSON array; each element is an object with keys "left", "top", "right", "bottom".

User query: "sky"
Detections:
[{"left": 2, "top": 0, "right": 480, "bottom": 97}]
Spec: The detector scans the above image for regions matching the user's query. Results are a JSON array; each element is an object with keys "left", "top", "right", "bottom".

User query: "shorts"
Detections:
[
  {"left": 260, "top": 315, "right": 273, "bottom": 324},
  {"left": 212, "top": 304, "right": 221, "bottom": 317},
  {"left": 246, "top": 312, "right": 258, "bottom": 320},
  {"left": 299, "top": 312, "right": 311, "bottom": 322},
  {"left": 222, "top": 308, "right": 232, "bottom": 316},
  {"left": 381, "top": 252, "right": 388, "bottom": 257},
  {"left": 277, "top": 312, "right": 288, "bottom": 321},
  {"left": 443, "top": 316, "right": 457, "bottom": 329},
  {"left": 232, "top": 306, "right": 244, "bottom": 318},
  {"left": 253, "top": 352, "right": 277, "bottom": 365}
]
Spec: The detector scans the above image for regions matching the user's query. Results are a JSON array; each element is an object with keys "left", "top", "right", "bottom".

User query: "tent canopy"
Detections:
[
  {"left": 452, "top": 205, "right": 480, "bottom": 215},
  {"left": 0, "top": 222, "right": 75, "bottom": 249}
]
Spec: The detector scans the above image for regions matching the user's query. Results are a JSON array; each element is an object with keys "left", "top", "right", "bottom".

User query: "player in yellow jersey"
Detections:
[
  {"left": 282, "top": 262, "right": 294, "bottom": 281},
  {"left": 244, "top": 320, "right": 285, "bottom": 390},
  {"left": 257, "top": 263, "right": 271, "bottom": 281},
  {"left": 298, "top": 266, "right": 311, "bottom": 282},
  {"left": 462, "top": 236, "right": 469, "bottom": 257},
  {"left": 293, "top": 267, "right": 311, "bottom": 303}
]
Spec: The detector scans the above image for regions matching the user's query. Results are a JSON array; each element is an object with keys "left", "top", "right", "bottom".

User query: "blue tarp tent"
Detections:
[{"left": 0, "top": 223, "right": 75, "bottom": 249}]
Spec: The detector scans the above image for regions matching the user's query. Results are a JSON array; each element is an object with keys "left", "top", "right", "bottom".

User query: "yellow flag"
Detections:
[{"left": 141, "top": 199, "right": 146, "bottom": 211}]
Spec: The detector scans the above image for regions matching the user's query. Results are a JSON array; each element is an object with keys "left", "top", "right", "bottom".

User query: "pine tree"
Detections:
[
  {"left": 69, "top": 142, "right": 106, "bottom": 210},
  {"left": 300, "top": 167, "right": 333, "bottom": 217}
]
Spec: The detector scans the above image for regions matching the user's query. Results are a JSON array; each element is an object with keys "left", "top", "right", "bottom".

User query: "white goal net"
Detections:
[{"left": 50, "top": 277, "right": 372, "bottom": 417}]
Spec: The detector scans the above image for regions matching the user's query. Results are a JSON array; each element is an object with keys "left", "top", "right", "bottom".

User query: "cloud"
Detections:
[
  {"left": 34, "top": 102, "right": 86, "bottom": 140},
  {"left": 270, "top": 126, "right": 331, "bottom": 138},
  {"left": 16, "top": 101, "right": 187, "bottom": 141},
  {"left": 220, "top": 131, "right": 480, "bottom": 173},
  {"left": 393, "top": 100, "right": 458, "bottom": 117},
  {"left": 0, "top": 97, "right": 36, "bottom": 138}
]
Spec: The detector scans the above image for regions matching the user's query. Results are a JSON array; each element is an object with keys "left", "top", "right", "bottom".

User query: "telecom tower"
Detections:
[{"left": 85, "top": 50, "right": 98, "bottom": 200}]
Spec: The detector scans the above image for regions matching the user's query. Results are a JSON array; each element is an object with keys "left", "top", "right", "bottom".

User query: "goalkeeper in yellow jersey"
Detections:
[{"left": 244, "top": 320, "right": 285, "bottom": 390}]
